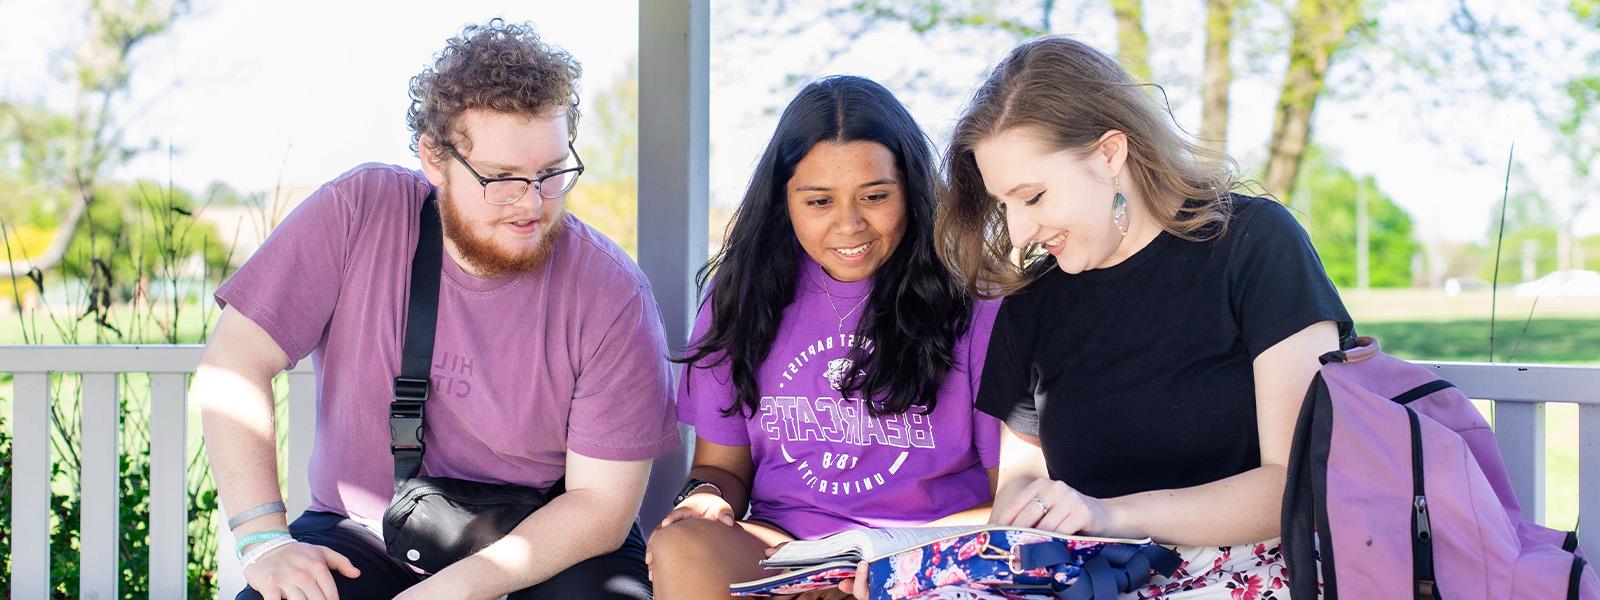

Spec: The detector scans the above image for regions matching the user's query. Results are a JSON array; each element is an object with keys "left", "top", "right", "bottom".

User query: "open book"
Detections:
[{"left": 731, "top": 525, "right": 1151, "bottom": 598}]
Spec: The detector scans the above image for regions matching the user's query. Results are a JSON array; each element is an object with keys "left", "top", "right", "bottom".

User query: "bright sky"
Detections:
[
  {"left": 709, "top": 1, "right": 1600, "bottom": 244},
  {"left": 2, "top": 0, "right": 1596, "bottom": 245},
  {"left": 0, "top": 0, "right": 638, "bottom": 198}
]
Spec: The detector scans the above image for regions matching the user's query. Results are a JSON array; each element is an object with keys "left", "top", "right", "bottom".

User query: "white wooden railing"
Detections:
[
  {"left": 1, "top": 345, "right": 315, "bottom": 599},
  {"left": 3, "top": 345, "right": 1598, "bottom": 598}
]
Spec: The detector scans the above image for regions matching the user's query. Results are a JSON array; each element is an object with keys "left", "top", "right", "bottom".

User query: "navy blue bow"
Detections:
[{"left": 1013, "top": 542, "right": 1181, "bottom": 600}]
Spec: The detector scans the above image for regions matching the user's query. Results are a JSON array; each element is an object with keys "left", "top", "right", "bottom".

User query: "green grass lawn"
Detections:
[
  {"left": 1360, "top": 318, "right": 1600, "bottom": 364},
  {"left": 0, "top": 303, "right": 219, "bottom": 345}
]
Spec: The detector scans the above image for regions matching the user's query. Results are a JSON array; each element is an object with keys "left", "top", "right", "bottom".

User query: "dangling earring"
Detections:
[{"left": 1112, "top": 176, "right": 1129, "bottom": 237}]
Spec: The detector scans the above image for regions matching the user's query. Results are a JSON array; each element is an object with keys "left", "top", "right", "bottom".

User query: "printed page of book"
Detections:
[
  {"left": 766, "top": 525, "right": 1152, "bottom": 568},
  {"left": 762, "top": 526, "right": 986, "bottom": 568}
]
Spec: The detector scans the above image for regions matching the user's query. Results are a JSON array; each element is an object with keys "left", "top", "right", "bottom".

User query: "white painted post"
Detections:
[
  {"left": 637, "top": 0, "right": 709, "bottom": 534},
  {"left": 218, "top": 522, "right": 243, "bottom": 598},
  {"left": 1493, "top": 401, "right": 1547, "bottom": 525},
  {"left": 149, "top": 372, "right": 189, "bottom": 598},
  {"left": 1581, "top": 404, "right": 1599, "bottom": 563},
  {"left": 287, "top": 368, "right": 317, "bottom": 518},
  {"left": 80, "top": 373, "right": 122, "bottom": 599},
  {"left": 11, "top": 373, "right": 53, "bottom": 598}
]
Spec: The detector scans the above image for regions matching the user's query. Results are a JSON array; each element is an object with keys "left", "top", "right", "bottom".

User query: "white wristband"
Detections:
[{"left": 241, "top": 536, "right": 297, "bottom": 567}]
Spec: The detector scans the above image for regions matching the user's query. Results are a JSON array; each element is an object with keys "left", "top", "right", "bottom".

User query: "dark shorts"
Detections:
[{"left": 236, "top": 511, "right": 651, "bottom": 600}]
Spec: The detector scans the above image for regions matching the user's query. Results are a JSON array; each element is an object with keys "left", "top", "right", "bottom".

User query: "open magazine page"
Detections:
[
  {"left": 761, "top": 525, "right": 989, "bottom": 569},
  {"left": 734, "top": 526, "right": 1155, "bottom": 598}
]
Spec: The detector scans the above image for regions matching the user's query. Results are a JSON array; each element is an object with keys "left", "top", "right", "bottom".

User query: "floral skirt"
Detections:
[
  {"left": 888, "top": 538, "right": 1297, "bottom": 600},
  {"left": 1130, "top": 538, "right": 1293, "bottom": 600}
]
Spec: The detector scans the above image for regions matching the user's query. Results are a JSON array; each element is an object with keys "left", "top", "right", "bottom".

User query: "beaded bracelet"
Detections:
[{"left": 235, "top": 530, "right": 292, "bottom": 559}]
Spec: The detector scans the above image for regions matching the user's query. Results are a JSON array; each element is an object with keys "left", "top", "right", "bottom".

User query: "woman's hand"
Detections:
[
  {"left": 833, "top": 560, "right": 868, "bottom": 598},
  {"left": 991, "top": 477, "right": 1125, "bottom": 538},
  {"left": 656, "top": 491, "right": 737, "bottom": 529},
  {"left": 647, "top": 491, "right": 737, "bottom": 569},
  {"left": 782, "top": 588, "right": 855, "bottom": 600}
]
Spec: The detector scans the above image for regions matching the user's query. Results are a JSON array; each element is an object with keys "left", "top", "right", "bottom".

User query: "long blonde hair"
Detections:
[{"left": 936, "top": 36, "right": 1239, "bottom": 297}]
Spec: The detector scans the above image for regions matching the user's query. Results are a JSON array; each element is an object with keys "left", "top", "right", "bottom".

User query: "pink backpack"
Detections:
[{"left": 1282, "top": 337, "right": 1599, "bottom": 599}]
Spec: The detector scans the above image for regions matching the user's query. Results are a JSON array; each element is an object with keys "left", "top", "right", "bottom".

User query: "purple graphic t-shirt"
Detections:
[
  {"left": 679, "top": 257, "right": 1001, "bottom": 540},
  {"left": 216, "top": 163, "right": 680, "bottom": 528}
]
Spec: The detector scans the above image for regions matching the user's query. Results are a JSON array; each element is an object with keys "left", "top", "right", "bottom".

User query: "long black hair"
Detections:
[{"left": 679, "top": 75, "right": 973, "bottom": 418}]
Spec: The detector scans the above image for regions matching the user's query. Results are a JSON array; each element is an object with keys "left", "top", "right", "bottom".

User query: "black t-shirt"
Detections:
[{"left": 975, "top": 195, "right": 1353, "bottom": 499}]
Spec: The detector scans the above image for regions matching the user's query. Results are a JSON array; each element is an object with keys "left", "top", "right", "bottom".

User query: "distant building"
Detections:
[{"left": 196, "top": 186, "right": 317, "bottom": 265}]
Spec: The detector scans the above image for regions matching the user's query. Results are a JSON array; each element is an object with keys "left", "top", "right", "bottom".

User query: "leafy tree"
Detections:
[
  {"left": 1533, "top": 0, "right": 1600, "bottom": 271},
  {"left": 1293, "top": 147, "right": 1419, "bottom": 288},
  {"left": 1108, "top": 0, "right": 1150, "bottom": 82},
  {"left": 1477, "top": 226, "right": 1564, "bottom": 284},
  {"left": 1199, "top": 0, "right": 1237, "bottom": 161},
  {"left": 1261, "top": 0, "right": 1370, "bottom": 204},
  {"left": 0, "top": 0, "right": 191, "bottom": 276},
  {"left": 569, "top": 57, "right": 640, "bottom": 256},
  {"left": 59, "top": 181, "right": 230, "bottom": 294}
]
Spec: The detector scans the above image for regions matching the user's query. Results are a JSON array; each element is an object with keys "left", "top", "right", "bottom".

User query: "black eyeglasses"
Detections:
[{"left": 445, "top": 143, "right": 585, "bottom": 205}]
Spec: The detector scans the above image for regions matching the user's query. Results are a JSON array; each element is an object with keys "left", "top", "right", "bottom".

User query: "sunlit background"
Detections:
[{"left": 1, "top": 1, "right": 1596, "bottom": 596}]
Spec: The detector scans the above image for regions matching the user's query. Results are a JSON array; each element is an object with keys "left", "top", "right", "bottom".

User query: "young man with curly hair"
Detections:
[{"left": 195, "top": 20, "right": 675, "bottom": 600}]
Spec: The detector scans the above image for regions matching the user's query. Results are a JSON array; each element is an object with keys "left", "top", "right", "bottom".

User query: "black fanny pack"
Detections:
[
  {"left": 379, "top": 192, "right": 558, "bottom": 574},
  {"left": 381, "top": 475, "right": 562, "bottom": 574}
]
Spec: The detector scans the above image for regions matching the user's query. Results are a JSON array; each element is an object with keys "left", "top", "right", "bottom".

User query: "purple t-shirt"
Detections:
[
  {"left": 679, "top": 256, "right": 1001, "bottom": 540},
  {"left": 216, "top": 163, "right": 679, "bottom": 527}
]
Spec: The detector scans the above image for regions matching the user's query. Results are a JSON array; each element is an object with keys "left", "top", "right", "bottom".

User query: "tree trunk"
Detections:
[
  {"left": 1199, "top": 0, "right": 1235, "bottom": 161},
  {"left": 1558, "top": 224, "right": 1573, "bottom": 272},
  {"left": 1263, "top": 0, "right": 1365, "bottom": 204},
  {"left": 1, "top": 196, "right": 85, "bottom": 276},
  {"left": 2, "top": 1, "right": 187, "bottom": 278},
  {"left": 1109, "top": 0, "right": 1151, "bottom": 82}
]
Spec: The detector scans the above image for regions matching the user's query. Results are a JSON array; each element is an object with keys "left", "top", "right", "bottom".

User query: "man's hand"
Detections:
[{"left": 242, "top": 541, "right": 360, "bottom": 600}]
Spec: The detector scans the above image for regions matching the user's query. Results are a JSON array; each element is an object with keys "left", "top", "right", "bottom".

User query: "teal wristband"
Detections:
[{"left": 235, "top": 530, "right": 291, "bottom": 557}]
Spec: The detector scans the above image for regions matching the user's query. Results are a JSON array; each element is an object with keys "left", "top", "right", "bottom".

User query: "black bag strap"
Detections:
[{"left": 391, "top": 192, "right": 442, "bottom": 490}]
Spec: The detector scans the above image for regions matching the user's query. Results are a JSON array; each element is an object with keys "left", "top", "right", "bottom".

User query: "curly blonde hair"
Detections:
[{"left": 407, "top": 18, "right": 582, "bottom": 158}]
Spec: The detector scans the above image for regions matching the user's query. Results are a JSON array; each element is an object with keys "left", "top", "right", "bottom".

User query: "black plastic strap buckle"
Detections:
[
  {"left": 393, "top": 377, "right": 430, "bottom": 403},
  {"left": 389, "top": 415, "right": 425, "bottom": 452},
  {"left": 390, "top": 377, "right": 429, "bottom": 453},
  {"left": 1417, "top": 579, "right": 1438, "bottom": 599}
]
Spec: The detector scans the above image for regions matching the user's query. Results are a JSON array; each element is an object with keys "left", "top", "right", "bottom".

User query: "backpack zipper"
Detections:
[{"left": 1408, "top": 407, "right": 1441, "bottom": 599}]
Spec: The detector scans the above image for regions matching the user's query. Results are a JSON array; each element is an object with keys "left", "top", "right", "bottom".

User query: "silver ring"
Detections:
[{"left": 1032, "top": 497, "right": 1049, "bottom": 512}]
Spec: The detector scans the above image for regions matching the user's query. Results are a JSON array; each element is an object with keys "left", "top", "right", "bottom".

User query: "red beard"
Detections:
[{"left": 436, "top": 185, "right": 565, "bottom": 278}]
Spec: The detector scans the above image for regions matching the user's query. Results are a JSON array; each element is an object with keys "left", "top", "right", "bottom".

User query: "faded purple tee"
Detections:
[
  {"left": 216, "top": 164, "right": 679, "bottom": 527},
  {"left": 678, "top": 256, "right": 1001, "bottom": 540}
]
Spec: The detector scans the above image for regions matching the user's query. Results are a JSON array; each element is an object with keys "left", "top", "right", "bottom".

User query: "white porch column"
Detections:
[{"left": 637, "top": 0, "right": 710, "bottom": 534}]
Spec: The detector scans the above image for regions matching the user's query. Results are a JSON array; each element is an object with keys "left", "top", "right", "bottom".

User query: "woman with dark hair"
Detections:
[
  {"left": 645, "top": 75, "right": 1002, "bottom": 599},
  {"left": 930, "top": 37, "right": 1354, "bottom": 598}
]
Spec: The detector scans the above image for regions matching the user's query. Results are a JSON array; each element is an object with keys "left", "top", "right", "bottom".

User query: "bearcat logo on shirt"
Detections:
[
  {"left": 823, "top": 358, "right": 853, "bottom": 390},
  {"left": 758, "top": 395, "right": 935, "bottom": 449},
  {"left": 762, "top": 334, "right": 938, "bottom": 496}
]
